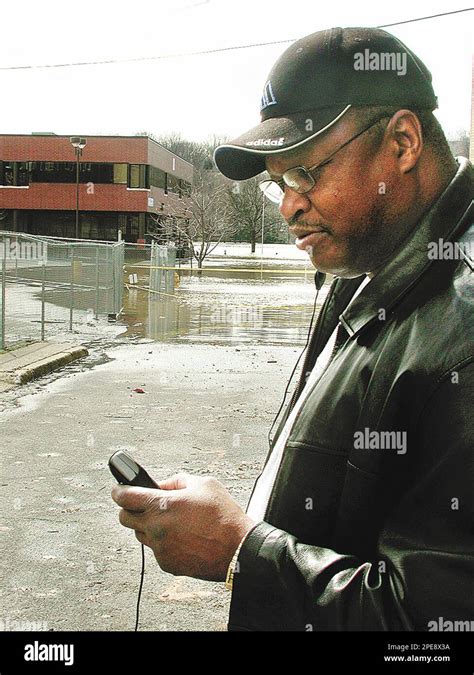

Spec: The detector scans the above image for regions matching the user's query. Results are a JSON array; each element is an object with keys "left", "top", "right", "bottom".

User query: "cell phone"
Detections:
[{"left": 108, "top": 450, "right": 159, "bottom": 489}]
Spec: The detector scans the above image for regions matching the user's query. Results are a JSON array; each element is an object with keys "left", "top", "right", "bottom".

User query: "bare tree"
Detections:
[
  {"left": 227, "top": 177, "right": 282, "bottom": 252},
  {"left": 143, "top": 133, "right": 237, "bottom": 268},
  {"left": 152, "top": 132, "right": 210, "bottom": 167},
  {"left": 163, "top": 170, "right": 237, "bottom": 269},
  {"left": 140, "top": 131, "right": 288, "bottom": 261}
]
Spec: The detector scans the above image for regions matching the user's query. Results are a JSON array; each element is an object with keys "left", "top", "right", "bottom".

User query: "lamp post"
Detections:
[{"left": 69, "top": 137, "right": 87, "bottom": 239}]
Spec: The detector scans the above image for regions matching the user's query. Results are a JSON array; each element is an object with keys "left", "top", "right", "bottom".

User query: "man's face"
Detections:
[{"left": 266, "top": 113, "right": 400, "bottom": 278}]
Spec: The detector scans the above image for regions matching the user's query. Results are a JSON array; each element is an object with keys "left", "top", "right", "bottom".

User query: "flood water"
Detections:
[{"left": 119, "top": 252, "right": 331, "bottom": 347}]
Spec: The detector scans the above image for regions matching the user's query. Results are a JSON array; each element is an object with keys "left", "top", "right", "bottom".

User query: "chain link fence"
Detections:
[
  {"left": 150, "top": 242, "right": 177, "bottom": 295},
  {"left": 0, "top": 231, "right": 124, "bottom": 350},
  {"left": 124, "top": 241, "right": 177, "bottom": 295}
]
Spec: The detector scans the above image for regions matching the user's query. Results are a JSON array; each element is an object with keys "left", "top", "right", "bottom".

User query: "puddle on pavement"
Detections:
[{"left": 119, "top": 259, "right": 331, "bottom": 346}]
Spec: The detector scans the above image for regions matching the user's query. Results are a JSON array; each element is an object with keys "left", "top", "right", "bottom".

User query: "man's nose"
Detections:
[{"left": 279, "top": 187, "right": 311, "bottom": 224}]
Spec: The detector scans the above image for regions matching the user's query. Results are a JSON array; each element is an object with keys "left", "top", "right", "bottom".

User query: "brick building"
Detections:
[{"left": 0, "top": 134, "right": 193, "bottom": 242}]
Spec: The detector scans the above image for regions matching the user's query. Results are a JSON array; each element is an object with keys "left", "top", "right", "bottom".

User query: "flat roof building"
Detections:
[{"left": 0, "top": 134, "right": 193, "bottom": 242}]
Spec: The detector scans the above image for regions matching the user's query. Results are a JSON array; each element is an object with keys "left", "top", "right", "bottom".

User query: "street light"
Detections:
[{"left": 69, "top": 137, "right": 87, "bottom": 239}]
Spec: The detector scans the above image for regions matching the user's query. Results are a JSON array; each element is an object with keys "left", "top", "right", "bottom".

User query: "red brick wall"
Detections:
[
  {"left": 0, "top": 134, "right": 193, "bottom": 215},
  {"left": 0, "top": 135, "right": 148, "bottom": 163},
  {"left": 0, "top": 183, "right": 147, "bottom": 212}
]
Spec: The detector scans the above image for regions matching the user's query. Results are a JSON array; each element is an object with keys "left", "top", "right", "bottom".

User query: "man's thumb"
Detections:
[{"left": 157, "top": 472, "right": 191, "bottom": 491}]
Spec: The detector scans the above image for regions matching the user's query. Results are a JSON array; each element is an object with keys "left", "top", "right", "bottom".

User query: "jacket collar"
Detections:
[{"left": 339, "top": 157, "right": 474, "bottom": 337}]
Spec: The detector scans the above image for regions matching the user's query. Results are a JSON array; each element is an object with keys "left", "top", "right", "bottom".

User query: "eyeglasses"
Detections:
[{"left": 259, "top": 116, "right": 390, "bottom": 204}]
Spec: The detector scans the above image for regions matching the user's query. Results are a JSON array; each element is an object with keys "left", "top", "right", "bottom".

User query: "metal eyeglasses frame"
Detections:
[{"left": 259, "top": 115, "right": 391, "bottom": 203}]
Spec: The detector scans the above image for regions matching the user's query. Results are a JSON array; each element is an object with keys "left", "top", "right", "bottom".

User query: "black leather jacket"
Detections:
[{"left": 229, "top": 157, "right": 474, "bottom": 631}]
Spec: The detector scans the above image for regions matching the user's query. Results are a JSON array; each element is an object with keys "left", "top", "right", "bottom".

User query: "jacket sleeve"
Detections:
[{"left": 228, "top": 363, "right": 474, "bottom": 631}]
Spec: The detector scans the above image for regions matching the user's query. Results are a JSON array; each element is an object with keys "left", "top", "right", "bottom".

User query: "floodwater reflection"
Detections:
[{"left": 119, "top": 261, "right": 331, "bottom": 347}]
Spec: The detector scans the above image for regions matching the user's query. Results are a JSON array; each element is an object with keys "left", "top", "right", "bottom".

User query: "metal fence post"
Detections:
[
  {"left": 69, "top": 246, "right": 74, "bottom": 331},
  {"left": 109, "top": 245, "right": 113, "bottom": 314},
  {"left": 111, "top": 245, "right": 115, "bottom": 315},
  {"left": 111, "top": 242, "right": 124, "bottom": 316},
  {"left": 168, "top": 247, "right": 176, "bottom": 293},
  {"left": 1, "top": 244, "right": 6, "bottom": 350},
  {"left": 41, "top": 261, "right": 46, "bottom": 342},
  {"left": 15, "top": 235, "right": 18, "bottom": 283},
  {"left": 159, "top": 247, "right": 163, "bottom": 292},
  {"left": 150, "top": 242, "right": 154, "bottom": 294},
  {"left": 116, "top": 241, "right": 124, "bottom": 315},
  {"left": 95, "top": 246, "right": 100, "bottom": 320}
]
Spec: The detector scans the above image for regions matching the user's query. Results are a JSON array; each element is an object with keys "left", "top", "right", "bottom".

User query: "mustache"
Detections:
[{"left": 288, "top": 213, "right": 330, "bottom": 232}]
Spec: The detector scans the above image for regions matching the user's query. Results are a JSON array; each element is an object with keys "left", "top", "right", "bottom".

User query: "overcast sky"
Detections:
[{"left": 0, "top": 0, "right": 472, "bottom": 142}]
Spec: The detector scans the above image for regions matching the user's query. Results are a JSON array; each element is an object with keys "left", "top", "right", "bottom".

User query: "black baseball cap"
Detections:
[{"left": 214, "top": 27, "right": 438, "bottom": 180}]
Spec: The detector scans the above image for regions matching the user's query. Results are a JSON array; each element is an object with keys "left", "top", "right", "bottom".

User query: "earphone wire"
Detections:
[
  {"left": 134, "top": 274, "right": 324, "bottom": 629},
  {"left": 267, "top": 273, "right": 323, "bottom": 450},
  {"left": 135, "top": 544, "right": 146, "bottom": 631}
]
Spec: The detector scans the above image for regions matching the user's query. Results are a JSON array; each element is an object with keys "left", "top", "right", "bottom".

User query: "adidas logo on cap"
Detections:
[{"left": 245, "top": 137, "right": 285, "bottom": 147}]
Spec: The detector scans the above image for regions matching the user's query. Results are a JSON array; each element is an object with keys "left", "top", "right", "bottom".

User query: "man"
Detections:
[{"left": 112, "top": 27, "right": 473, "bottom": 630}]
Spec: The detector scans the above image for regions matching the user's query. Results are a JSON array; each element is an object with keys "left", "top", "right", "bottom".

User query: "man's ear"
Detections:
[{"left": 386, "top": 109, "right": 423, "bottom": 174}]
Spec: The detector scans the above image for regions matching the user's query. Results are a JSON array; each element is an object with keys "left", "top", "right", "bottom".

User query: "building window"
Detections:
[
  {"left": 0, "top": 160, "right": 180, "bottom": 190},
  {"left": 0, "top": 162, "right": 13, "bottom": 185},
  {"left": 17, "top": 162, "right": 29, "bottom": 186},
  {"left": 0, "top": 161, "right": 29, "bottom": 186},
  {"left": 87, "top": 163, "right": 113, "bottom": 183},
  {"left": 167, "top": 174, "right": 181, "bottom": 195},
  {"left": 128, "top": 164, "right": 149, "bottom": 189},
  {"left": 29, "top": 161, "right": 113, "bottom": 184},
  {"left": 149, "top": 166, "right": 166, "bottom": 189},
  {"left": 129, "top": 164, "right": 140, "bottom": 188},
  {"left": 113, "top": 163, "right": 127, "bottom": 184},
  {"left": 125, "top": 215, "right": 139, "bottom": 241}
]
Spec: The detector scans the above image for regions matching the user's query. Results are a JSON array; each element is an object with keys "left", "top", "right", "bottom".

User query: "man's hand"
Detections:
[{"left": 111, "top": 473, "right": 256, "bottom": 581}]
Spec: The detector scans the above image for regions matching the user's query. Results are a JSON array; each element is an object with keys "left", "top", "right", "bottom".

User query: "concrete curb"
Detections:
[
  {"left": 0, "top": 344, "right": 89, "bottom": 386},
  {"left": 15, "top": 347, "right": 89, "bottom": 384}
]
